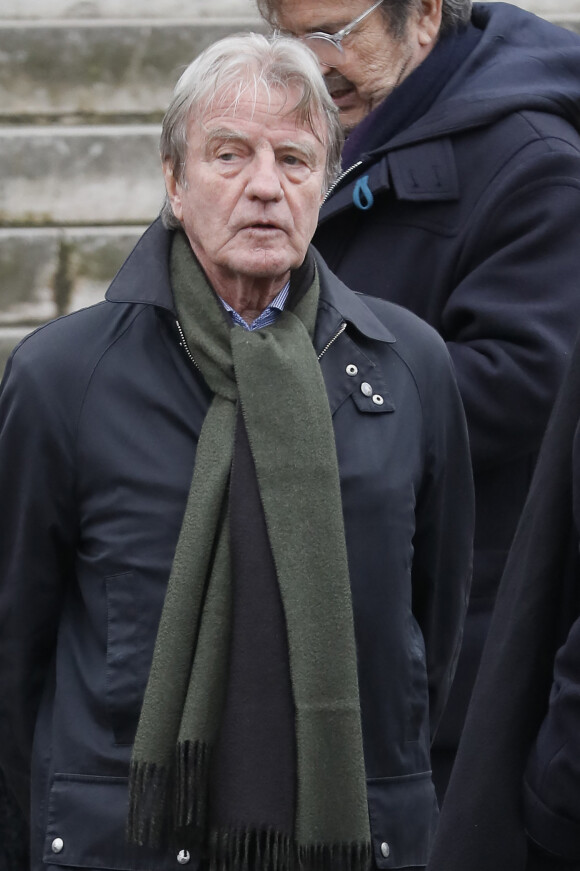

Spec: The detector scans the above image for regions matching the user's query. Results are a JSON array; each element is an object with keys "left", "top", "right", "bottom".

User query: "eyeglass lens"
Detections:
[{"left": 303, "top": 35, "right": 343, "bottom": 67}]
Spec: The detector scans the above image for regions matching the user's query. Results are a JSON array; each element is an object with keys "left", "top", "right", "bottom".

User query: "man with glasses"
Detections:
[{"left": 257, "top": 0, "right": 580, "bottom": 804}]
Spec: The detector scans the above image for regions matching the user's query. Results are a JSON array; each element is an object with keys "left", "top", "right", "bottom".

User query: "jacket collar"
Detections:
[
  {"left": 106, "top": 218, "right": 175, "bottom": 312},
  {"left": 313, "top": 249, "right": 395, "bottom": 346},
  {"left": 106, "top": 220, "right": 396, "bottom": 348}
]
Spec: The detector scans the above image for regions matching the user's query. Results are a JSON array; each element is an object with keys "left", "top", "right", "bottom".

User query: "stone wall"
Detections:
[
  {"left": 0, "top": 0, "right": 579, "bottom": 375},
  {"left": 0, "top": 0, "right": 263, "bottom": 373}
]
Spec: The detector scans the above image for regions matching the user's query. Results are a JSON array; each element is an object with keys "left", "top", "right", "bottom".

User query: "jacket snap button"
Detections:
[
  {"left": 346, "top": 364, "right": 358, "bottom": 376},
  {"left": 361, "top": 382, "right": 373, "bottom": 397},
  {"left": 51, "top": 838, "right": 64, "bottom": 854},
  {"left": 177, "top": 850, "right": 191, "bottom": 865},
  {"left": 380, "top": 841, "right": 390, "bottom": 858},
  {"left": 372, "top": 394, "right": 384, "bottom": 406}
]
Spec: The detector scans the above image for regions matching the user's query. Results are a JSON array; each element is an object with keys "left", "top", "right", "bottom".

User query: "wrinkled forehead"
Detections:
[{"left": 195, "top": 78, "right": 326, "bottom": 142}]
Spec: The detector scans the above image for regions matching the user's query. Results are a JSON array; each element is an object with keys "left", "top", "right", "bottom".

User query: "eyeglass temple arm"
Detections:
[{"left": 336, "top": 0, "right": 385, "bottom": 39}]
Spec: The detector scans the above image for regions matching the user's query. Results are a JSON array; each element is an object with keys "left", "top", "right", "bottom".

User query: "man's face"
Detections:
[
  {"left": 164, "top": 85, "right": 327, "bottom": 289},
  {"left": 276, "top": 0, "right": 436, "bottom": 132}
]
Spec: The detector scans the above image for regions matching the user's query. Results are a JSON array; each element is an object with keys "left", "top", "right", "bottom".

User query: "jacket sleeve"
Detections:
[
  {"left": 522, "top": 421, "right": 580, "bottom": 862},
  {"left": 408, "top": 331, "right": 475, "bottom": 738},
  {"left": 443, "top": 148, "right": 580, "bottom": 472},
  {"left": 0, "top": 341, "right": 77, "bottom": 814}
]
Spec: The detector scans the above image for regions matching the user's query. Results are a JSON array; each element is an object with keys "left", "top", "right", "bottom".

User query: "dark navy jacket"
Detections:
[
  {"left": 313, "top": 1, "right": 580, "bottom": 764},
  {"left": 0, "top": 223, "right": 473, "bottom": 871},
  {"left": 426, "top": 325, "right": 580, "bottom": 871}
]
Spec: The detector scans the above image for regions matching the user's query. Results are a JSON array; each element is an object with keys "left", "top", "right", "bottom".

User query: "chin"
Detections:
[
  {"left": 340, "top": 108, "right": 368, "bottom": 133},
  {"left": 237, "top": 252, "right": 299, "bottom": 278}
]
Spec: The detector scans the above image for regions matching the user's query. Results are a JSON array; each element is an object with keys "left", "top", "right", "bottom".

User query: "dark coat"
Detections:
[
  {"left": 426, "top": 333, "right": 580, "bottom": 871},
  {"left": 313, "top": 1, "right": 580, "bottom": 773},
  {"left": 0, "top": 222, "right": 473, "bottom": 871}
]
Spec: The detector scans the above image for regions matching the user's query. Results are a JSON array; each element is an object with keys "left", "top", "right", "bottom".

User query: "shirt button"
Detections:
[
  {"left": 51, "top": 838, "right": 64, "bottom": 854},
  {"left": 361, "top": 382, "right": 373, "bottom": 397},
  {"left": 372, "top": 394, "right": 384, "bottom": 405},
  {"left": 346, "top": 364, "right": 358, "bottom": 376},
  {"left": 381, "top": 841, "right": 390, "bottom": 858},
  {"left": 177, "top": 850, "right": 191, "bottom": 865}
]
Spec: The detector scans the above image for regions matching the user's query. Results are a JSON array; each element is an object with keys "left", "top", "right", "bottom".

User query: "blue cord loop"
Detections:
[{"left": 353, "top": 175, "right": 374, "bottom": 211}]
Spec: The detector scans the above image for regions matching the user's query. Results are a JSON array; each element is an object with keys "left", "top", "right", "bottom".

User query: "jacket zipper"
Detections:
[
  {"left": 318, "top": 321, "right": 346, "bottom": 360},
  {"left": 178, "top": 317, "right": 346, "bottom": 365},
  {"left": 323, "top": 161, "right": 363, "bottom": 205},
  {"left": 175, "top": 319, "right": 199, "bottom": 369}
]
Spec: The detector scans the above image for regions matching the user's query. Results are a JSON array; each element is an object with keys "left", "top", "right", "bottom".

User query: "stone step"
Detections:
[
  {"left": 0, "top": 19, "right": 262, "bottom": 123},
  {"left": 550, "top": 10, "right": 580, "bottom": 27},
  {"left": 0, "top": 125, "right": 164, "bottom": 226},
  {"left": 0, "top": 225, "right": 146, "bottom": 375},
  {"left": 3, "top": 0, "right": 580, "bottom": 16},
  {"left": 1, "top": 12, "right": 579, "bottom": 123},
  {"left": 0, "top": 225, "right": 143, "bottom": 324},
  {"left": 1, "top": 0, "right": 255, "bottom": 18}
]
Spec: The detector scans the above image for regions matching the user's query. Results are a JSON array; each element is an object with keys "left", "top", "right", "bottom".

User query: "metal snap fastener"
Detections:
[
  {"left": 380, "top": 841, "right": 390, "bottom": 858},
  {"left": 177, "top": 850, "right": 191, "bottom": 865},
  {"left": 346, "top": 364, "right": 358, "bottom": 376},
  {"left": 51, "top": 838, "right": 64, "bottom": 854},
  {"left": 372, "top": 394, "right": 384, "bottom": 406},
  {"left": 361, "top": 382, "right": 373, "bottom": 397}
]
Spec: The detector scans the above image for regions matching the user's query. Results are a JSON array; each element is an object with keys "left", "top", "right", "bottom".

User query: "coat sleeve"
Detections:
[
  {"left": 406, "top": 329, "right": 475, "bottom": 738},
  {"left": 0, "top": 340, "right": 77, "bottom": 815},
  {"left": 443, "top": 148, "right": 580, "bottom": 472},
  {"left": 522, "top": 421, "right": 580, "bottom": 862}
]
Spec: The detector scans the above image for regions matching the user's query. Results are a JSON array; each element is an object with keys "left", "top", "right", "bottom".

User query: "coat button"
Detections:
[
  {"left": 177, "top": 850, "right": 191, "bottom": 865},
  {"left": 51, "top": 838, "right": 64, "bottom": 854},
  {"left": 372, "top": 394, "right": 384, "bottom": 405},
  {"left": 346, "top": 364, "right": 358, "bottom": 376},
  {"left": 380, "top": 841, "right": 390, "bottom": 858},
  {"left": 361, "top": 382, "right": 373, "bottom": 397}
]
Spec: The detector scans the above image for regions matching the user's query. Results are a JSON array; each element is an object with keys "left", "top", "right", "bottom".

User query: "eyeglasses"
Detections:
[{"left": 296, "top": 0, "right": 385, "bottom": 68}]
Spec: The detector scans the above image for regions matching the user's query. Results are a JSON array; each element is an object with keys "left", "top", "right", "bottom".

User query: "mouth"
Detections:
[
  {"left": 329, "top": 86, "right": 357, "bottom": 109},
  {"left": 325, "top": 73, "right": 357, "bottom": 110},
  {"left": 243, "top": 222, "right": 284, "bottom": 233}
]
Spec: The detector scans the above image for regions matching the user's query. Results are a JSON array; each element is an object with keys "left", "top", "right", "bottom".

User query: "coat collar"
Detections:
[
  {"left": 106, "top": 219, "right": 175, "bottom": 312},
  {"left": 106, "top": 220, "right": 396, "bottom": 348},
  {"left": 312, "top": 249, "right": 395, "bottom": 347}
]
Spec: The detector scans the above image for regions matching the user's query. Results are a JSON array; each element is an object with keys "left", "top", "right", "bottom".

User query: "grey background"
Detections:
[{"left": 0, "top": 0, "right": 578, "bottom": 373}]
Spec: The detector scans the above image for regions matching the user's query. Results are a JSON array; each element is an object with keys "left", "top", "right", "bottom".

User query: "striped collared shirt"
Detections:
[{"left": 219, "top": 281, "right": 290, "bottom": 331}]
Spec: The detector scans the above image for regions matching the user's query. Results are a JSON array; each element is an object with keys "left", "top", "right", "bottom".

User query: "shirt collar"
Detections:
[{"left": 219, "top": 281, "right": 290, "bottom": 317}]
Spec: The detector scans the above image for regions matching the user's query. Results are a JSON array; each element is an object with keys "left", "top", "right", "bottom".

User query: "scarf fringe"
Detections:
[
  {"left": 297, "top": 840, "right": 372, "bottom": 871},
  {"left": 207, "top": 828, "right": 372, "bottom": 871},
  {"left": 127, "top": 740, "right": 210, "bottom": 847}
]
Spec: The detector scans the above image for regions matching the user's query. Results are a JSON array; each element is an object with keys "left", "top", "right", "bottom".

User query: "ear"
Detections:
[
  {"left": 163, "top": 160, "right": 184, "bottom": 223},
  {"left": 416, "top": 0, "right": 442, "bottom": 47}
]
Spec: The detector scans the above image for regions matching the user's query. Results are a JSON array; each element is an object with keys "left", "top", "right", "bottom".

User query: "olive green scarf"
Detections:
[{"left": 127, "top": 232, "right": 371, "bottom": 871}]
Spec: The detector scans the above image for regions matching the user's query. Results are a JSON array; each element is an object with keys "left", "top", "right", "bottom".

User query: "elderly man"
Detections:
[
  {"left": 257, "top": 0, "right": 580, "bottom": 797},
  {"left": 0, "top": 34, "right": 473, "bottom": 871}
]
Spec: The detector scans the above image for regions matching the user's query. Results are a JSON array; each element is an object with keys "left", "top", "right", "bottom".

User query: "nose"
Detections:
[{"left": 245, "top": 150, "right": 284, "bottom": 202}]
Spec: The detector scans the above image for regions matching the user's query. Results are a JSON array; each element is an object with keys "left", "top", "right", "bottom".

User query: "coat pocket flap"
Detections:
[
  {"left": 43, "top": 773, "right": 195, "bottom": 870},
  {"left": 367, "top": 771, "right": 439, "bottom": 869}
]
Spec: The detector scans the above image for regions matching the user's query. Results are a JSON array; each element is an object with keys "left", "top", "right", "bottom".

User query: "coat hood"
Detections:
[{"left": 374, "top": 2, "right": 580, "bottom": 153}]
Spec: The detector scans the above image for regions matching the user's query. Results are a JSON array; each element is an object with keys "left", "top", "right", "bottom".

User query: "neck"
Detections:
[
  {"left": 199, "top": 259, "right": 290, "bottom": 325},
  {"left": 216, "top": 275, "right": 288, "bottom": 324}
]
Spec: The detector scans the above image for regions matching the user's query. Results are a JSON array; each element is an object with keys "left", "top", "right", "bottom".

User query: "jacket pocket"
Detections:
[
  {"left": 43, "top": 773, "right": 195, "bottom": 870},
  {"left": 367, "top": 771, "right": 439, "bottom": 869},
  {"left": 105, "top": 572, "right": 150, "bottom": 745}
]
